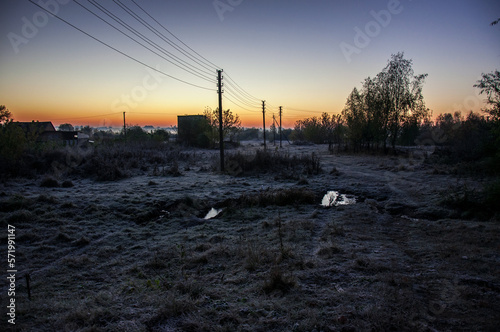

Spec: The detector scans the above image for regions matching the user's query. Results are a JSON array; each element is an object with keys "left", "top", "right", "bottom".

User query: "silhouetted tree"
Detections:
[
  {"left": 0, "top": 109, "right": 27, "bottom": 169},
  {"left": 59, "top": 123, "right": 74, "bottom": 131},
  {"left": 474, "top": 70, "right": 500, "bottom": 121},
  {"left": 0, "top": 105, "right": 11, "bottom": 124},
  {"left": 342, "top": 88, "right": 366, "bottom": 150},
  {"left": 150, "top": 129, "right": 170, "bottom": 142},
  {"left": 203, "top": 107, "right": 241, "bottom": 146},
  {"left": 377, "top": 52, "right": 429, "bottom": 150},
  {"left": 341, "top": 52, "right": 429, "bottom": 151},
  {"left": 125, "top": 126, "right": 149, "bottom": 141}
]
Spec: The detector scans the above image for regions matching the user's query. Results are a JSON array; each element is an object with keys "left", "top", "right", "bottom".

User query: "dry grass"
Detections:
[{"left": 1, "top": 144, "right": 499, "bottom": 331}]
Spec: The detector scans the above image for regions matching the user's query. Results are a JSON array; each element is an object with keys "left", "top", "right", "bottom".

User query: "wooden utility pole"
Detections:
[
  {"left": 272, "top": 114, "right": 276, "bottom": 145},
  {"left": 262, "top": 100, "right": 266, "bottom": 149},
  {"left": 123, "top": 112, "right": 126, "bottom": 137},
  {"left": 279, "top": 106, "right": 283, "bottom": 148},
  {"left": 217, "top": 70, "right": 224, "bottom": 172}
]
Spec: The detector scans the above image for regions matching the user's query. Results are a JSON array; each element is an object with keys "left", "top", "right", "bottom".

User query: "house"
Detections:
[
  {"left": 16, "top": 121, "right": 88, "bottom": 146},
  {"left": 17, "top": 121, "right": 56, "bottom": 135},
  {"left": 177, "top": 115, "right": 211, "bottom": 148}
]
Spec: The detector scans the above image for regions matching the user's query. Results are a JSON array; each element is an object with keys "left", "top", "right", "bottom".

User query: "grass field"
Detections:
[{"left": 1, "top": 142, "right": 499, "bottom": 331}]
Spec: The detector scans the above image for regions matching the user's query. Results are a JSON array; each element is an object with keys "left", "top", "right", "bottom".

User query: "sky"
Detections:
[{"left": 1, "top": 0, "right": 499, "bottom": 128}]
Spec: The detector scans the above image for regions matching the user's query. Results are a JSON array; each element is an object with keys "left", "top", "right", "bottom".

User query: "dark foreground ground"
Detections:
[{"left": 1, "top": 143, "right": 499, "bottom": 331}]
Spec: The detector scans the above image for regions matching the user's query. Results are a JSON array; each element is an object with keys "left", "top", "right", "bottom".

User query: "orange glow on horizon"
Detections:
[{"left": 7, "top": 101, "right": 482, "bottom": 130}]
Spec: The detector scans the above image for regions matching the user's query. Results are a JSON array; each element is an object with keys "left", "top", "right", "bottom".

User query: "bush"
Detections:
[
  {"left": 40, "top": 177, "right": 59, "bottom": 188},
  {"left": 484, "top": 179, "right": 500, "bottom": 214},
  {"left": 262, "top": 266, "right": 296, "bottom": 294},
  {"left": 224, "top": 149, "right": 321, "bottom": 176}
]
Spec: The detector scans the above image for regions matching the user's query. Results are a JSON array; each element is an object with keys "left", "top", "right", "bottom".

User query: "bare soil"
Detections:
[{"left": 1, "top": 143, "right": 499, "bottom": 331}]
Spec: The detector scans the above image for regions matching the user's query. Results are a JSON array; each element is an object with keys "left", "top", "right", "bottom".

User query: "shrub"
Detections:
[
  {"left": 484, "top": 179, "right": 500, "bottom": 214},
  {"left": 40, "top": 176, "right": 59, "bottom": 188},
  {"left": 224, "top": 149, "right": 321, "bottom": 176},
  {"left": 263, "top": 266, "right": 296, "bottom": 294}
]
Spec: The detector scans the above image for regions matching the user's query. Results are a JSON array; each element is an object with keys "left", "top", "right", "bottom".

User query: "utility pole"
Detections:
[
  {"left": 123, "top": 112, "right": 126, "bottom": 137},
  {"left": 272, "top": 114, "right": 276, "bottom": 146},
  {"left": 217, "top": 70, "right": 224, "bottom": 172},
  {"left": 279, "top": 106, "right": 283, "bottom": 148},
  {"left": 262, "top": 100, "right": 266, "bottom": 149}
]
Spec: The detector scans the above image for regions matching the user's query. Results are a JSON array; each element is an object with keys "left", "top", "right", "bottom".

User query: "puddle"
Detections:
[
  {"left": 204, "top": 208, "right": 223, "bottom": 220},
  {"left": 321, "top": 191, "right": 356, "bottom": 207}
]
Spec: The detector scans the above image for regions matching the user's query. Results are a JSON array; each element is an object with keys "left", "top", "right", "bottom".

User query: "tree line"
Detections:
[{"left": 289, "top": 53, "right": 500, "bottom": 164}]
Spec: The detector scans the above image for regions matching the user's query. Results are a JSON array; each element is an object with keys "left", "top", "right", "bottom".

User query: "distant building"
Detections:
[
  {"left": 16, "top": 121, "right": 88, "bottom": 146},
  {"left": 177, "top": 115, "right": 210, "bottom": 148},
  {"left": 17, "top": 121, "right": 56, "bottom": 134}
]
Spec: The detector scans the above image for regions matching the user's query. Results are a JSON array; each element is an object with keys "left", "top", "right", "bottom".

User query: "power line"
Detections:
[
  {"left": 224, "top": 82, "right": 262, "bottom": 108},
  {"left": 115, "top": 0, "right": 218, "bottom": 74},
  {"left": 80, "top": 0, "right": 215, "bottom": 82},
  {"left": 128, "top": 0, "right": 221, "bottom": 71},
  {"left": 286, "top": 107, "right": 323, "bottom": 114},
  {"left": 30, "top": 0, "right": 268, "bottom": 116},
  {"left": 224, "top": 86, "right": 261, "bottom": 109},
  {"left": 224, "top": 73, "right": 262, "bottom": 102},
  {"left": 52, "top": 112, "right": 123, "bottom": 121},
  {"left": 223, "top": 95, "right": 261, "bottom": 113},
  {"left": 28, "top": 0, "right": 215, "bottom": 91}
]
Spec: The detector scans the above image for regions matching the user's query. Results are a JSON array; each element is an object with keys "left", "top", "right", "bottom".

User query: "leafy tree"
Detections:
[
  {"left": 125, "top": 126, "right": 149, "bottom": 141},
  {"left": 341, "top": 52, "right": 429, "bottom": 151},
  {"left": 377, "top": 52, "right": 429, "bottom": 150},
  {"left": 321, "top": 112, "right": 336, "bottom": 151},
  {"left": 474, "top": 70, "right": 500, "bottom": 162},
  {"left": 59, "top": 123, "right": 74, "bottom": 131},
  {"left": 203, "top": 107, "right": 242, "bottom": 146},
  {"left": 0, "top": 108, "right": 27, "bottom": 169},
  {"left": 150, "top": 129, "right": 170, "bottom": 142},
  {"left": 342, "top": 87, "right": 366, "bottom": 150},
  {"left": 0, "top": 105, "right": 12, "bottom": 124},
  {"left": 474, "top": 70, "right": 500, "bottom": 121}
]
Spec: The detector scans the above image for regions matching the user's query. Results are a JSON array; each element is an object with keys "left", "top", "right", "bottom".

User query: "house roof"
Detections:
[{"left": 17, "top": 121, "right": 56, "bottom": 133}]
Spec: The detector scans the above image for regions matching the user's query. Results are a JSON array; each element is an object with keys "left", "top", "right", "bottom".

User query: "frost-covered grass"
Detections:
[{"left": 1, "top": 144, "right": 499, "bottom": 331}]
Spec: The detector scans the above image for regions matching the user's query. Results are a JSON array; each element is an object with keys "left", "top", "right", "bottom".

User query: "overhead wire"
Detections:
[
  {"left": 27, "top": 0, "right": 216, "bottom": 91},
  {"left": 82, "top": 0, "right": 215, "bottom": 82},
  {"left": 115, "top": 0, "right": 219, "bottom": 74},
  {"left": 128, "top": 0, "right": 221, "bottom": 72},
  {"left": 224, "top": 73, "right": 262, "bottom": 103},
  {"left": 223, "top": 86, "right": 262, "bottom": 109},
  {"left": 52, "top": 112, "right": 123, "bottom": 121},
  {"left": 30, "top": 0, "right": 273, "bottom": 118},
  {"left": 223, "top": 82, "right": 262, "bottom": 108},
  {"left": 223, "top": 95, "right": 261, "bottom": 113}
]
